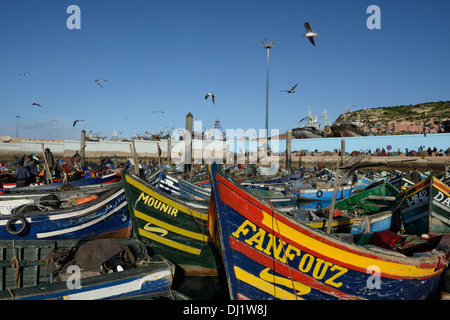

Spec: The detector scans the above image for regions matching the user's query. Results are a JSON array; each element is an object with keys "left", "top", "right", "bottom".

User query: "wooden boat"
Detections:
[
  {"left": 389, "top": 174, "right": 415, "bottom": 192},
  {"left": 284, "top": 183, "right": 355, "bottom": 201},
  {"left": 0, "top": 182, "right": 120, "bottom": 215},
  {"left": 208, "top": 163, "right": 450, "bottom": 300},
  {"left": 0, "top": 238, "right": 175, "bottom": 300},
  {"left": 122, "top": 170, "right": 222, "bottom": 276},
  {"left": 396, "top": 175, "right": 450, "bottom": 235},
  {"left": 0, "top": 184, "right": 131, "bottom": 240},
  {"left": 9, "top": 171, "right": 121, "bottom": 193},
  {"left": 332, "top": 182, "right": 400, "bottom": 234}
]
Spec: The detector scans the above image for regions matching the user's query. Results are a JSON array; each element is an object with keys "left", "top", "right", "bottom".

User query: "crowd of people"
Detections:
[{"left": 0, "top": 148, "right": 83, "bottom": 188}]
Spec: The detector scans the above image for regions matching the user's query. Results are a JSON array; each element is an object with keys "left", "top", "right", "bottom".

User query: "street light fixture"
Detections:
[
  {"left": 261, "top": 39, "right": 276, "bottom": 140},
  {"left": 16, "top": 116, "right": 20, "bottom": 138}
]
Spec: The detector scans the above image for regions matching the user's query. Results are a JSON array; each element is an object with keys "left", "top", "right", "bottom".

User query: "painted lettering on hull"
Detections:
[
  {"left": 232, "top": 219, "right": 348, "bottom": 289},
  {"left": 137, "top": 192, "right": 179, "bottom": 216}
]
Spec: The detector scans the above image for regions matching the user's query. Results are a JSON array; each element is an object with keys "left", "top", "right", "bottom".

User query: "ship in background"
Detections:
[
  {"left": 292, "top": 111, "right": 331, "bottom": 139},
  {"left": 329, "top": 107, "right": 368, "bottom": 137}
]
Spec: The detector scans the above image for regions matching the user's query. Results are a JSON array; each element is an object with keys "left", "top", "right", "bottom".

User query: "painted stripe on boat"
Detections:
[
  {"left": 62, "top": 269, "right": 172, "bottom": 300},
  {"left": 217, "top": 174, "right": 441, "bottom": 279},
  {"left": 431, "top": 210, "right": 450, "bottom": 225},
  {"left": 0, "top": 188, "right": 125, "bottom": 226},
  {"left": 36, "top": 201, "right": 127, "bottom": 238},
  {"left": 125, "top": 174, "right": 208, "bottom": 220},
  {"left": 258, "top": 210, "right": 436, "bottom": 278},
  {"left": 134, "top": 209, "right": 210, "bottom": 242},
  {"left": 234, "top": 266, "right": 306, "bottom": 300},
  {"left": 137, "top": 228, "right": 202, "bottom": 255}
]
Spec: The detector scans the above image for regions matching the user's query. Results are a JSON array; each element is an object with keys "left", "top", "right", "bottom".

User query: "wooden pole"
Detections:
[
  {"left": 326, "top": 161, "right": 361, "bottom": 234},
  {"left": 445, "top": 159, "right": 448, "bottom": 180},
  {"left": 285, "top": 129, "right": 292, "bottom": 171},
  {"left": 340, "top": 138, "right": 346, "bottom": 167},
  {"left": 185, "top": 112, "right": 193, "bottom": 174},
  {"left": 167, "top": 137, "right": 172, "bottom": 165},
  {"left": 41, "top": 143, "right": 53, "bottom": 184},
  {"left": 157, "top": 143, "right": 162, "bottom": 165},
  {"left": 80, "top": 130, "right": 86, "bottom": 161},
  {"left": 130, "top": 138, "right": 139, "bottom": 174}
]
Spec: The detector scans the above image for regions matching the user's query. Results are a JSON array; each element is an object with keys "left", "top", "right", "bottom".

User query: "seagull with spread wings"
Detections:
[
  {"left": 302, "top": 22, "right": 319, "bottom": 46},
  {"left": 19, "top": 72, "right": 29, "bottom": 76},
  {"left": 32, "top": 103, "right": 42, "bottom": 107},
  {"left": 95, "top": 79, "right": 107, "bottom": 88},
  {"left": 281, "top": 83, "right": 298, "bottom": 93},
  {"left": 205, "top": 93, "right": 215, "bottom": 104},
  {"left": 73, "top": 120, "right": 85, "bottom": 127}
]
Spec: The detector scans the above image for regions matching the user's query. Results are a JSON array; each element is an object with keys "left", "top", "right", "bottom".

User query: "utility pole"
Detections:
[
  {"left": 16, "top": 115, "right": 20, "bottom": 138},
  {"left": 261, "top": 39, "right": 276, "bottom": 140}
]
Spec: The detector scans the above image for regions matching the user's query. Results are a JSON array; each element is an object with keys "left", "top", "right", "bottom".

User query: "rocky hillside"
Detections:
[{"left": 335, "top": 101, "right": 449, "bottom": 130}]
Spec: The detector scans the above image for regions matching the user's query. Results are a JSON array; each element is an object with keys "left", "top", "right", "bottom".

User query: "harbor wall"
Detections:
[{"left": 0, "top": 133, "right": 449, "bottom": 161}]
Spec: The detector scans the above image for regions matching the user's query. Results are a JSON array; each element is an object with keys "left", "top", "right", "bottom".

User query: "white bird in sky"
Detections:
[
  {"left": 205, "top": 93, "right": 215, "bottom": 104},
  {"left": 19, "top": 72, "right": 29, "bottom": 76},
  {"left": 281, "top": 83, "right": 298, "bottom": 93},
  {"left": 302, "top": 22, "right": 319, "bottom": 46}
]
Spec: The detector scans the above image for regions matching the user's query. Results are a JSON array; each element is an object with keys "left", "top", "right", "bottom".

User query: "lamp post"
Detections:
[
  {"left": 16, "top": 115, "right": 20, "bottom": 138},
  {"left": 261, "top": 39, "right": 276, "bottom": 140}
]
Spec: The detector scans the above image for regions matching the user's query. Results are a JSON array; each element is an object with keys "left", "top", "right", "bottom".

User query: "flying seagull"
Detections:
[
  {"left": 95, "top": 79, "right": 107, "bottom": 88},
  {"left": 152, "top": 111, "right": 165, "bottom": 113},
  {"left": 32, "top": 103, "right": 42, "bottom": 107},
  {"left": 73, "top": 120, "right": 85, "bottom": 127},
  {"left": 281, "top": 83, "right": 298, "bottom": 93},
  {"left": 302, "top": 22, "right": 319, "bottom": 46},
  {"left": 205, "top": 93, "right": 215, "bottom": 104},
  {"left": 50, "top": 119, "right": 59, "bottom": 124},
  {"left": 19, "top": 72, "right": 29, "bottom": 76}
]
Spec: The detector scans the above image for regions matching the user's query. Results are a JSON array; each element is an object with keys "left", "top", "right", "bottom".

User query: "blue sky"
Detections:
[{"left": 0, "top": 0, "right": 449, "bottom": 140}]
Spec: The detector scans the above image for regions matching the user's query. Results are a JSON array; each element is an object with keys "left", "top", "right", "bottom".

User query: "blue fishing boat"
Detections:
[
  {"left": 0, "top": 185, "right": 131, "bottom": 240},
  {"left": 208, "top": 163, "right": 450, "bottom": 300},
  {"left": 0, "top": 238, "right": 175, "bottom": 300},
  {"left": 283, "top": 183, "right": 356, "bottom": 201}
]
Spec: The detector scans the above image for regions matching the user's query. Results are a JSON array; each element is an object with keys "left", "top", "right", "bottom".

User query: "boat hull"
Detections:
[
  {"left": 209, "top": 164, "right": 447, "bottom": 300},
  {"left": 0, "top": 186, "right": 131, "bottom": 240},
  {"left": 122, "top": 171, "right": 222, "bottom": 275},
  {"left": 397, "top": 176, "right": 450, "bottom": 235}
]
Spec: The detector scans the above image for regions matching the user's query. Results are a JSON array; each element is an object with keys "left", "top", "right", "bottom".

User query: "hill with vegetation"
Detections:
[{"left": 335, "top": 101, "right": 449, "bottom": 129}]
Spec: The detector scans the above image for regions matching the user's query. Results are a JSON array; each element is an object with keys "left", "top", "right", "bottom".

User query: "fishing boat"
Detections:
[
  {"left": 0, "top": 182, "right": 120, "bottom": 215},
  {"left": 209, "top": 163, "right": 450, "bottom": 300},
  {"left": 396, "top": 175, "right": 450, "bottom": 235},
  {"left": 9, "top": 171, "right": 122, "bottom": 193},
  {"left": 0, "top": 184, "right": 131, "bottom": 240},
  {"left": 332, "top": 182, "right": 400, "bottom": 234},
  {"left": 148, "top": 169, "right": 211, "bottom": 202},
  {"left": 283, "top": 183, "right": 355, "bottom": 201},
  {"left": 0, "top": 238, "right": 175, "bottom": 300},
  {"left": 122, "top": 170, "right": 222, "bottom": 276}
]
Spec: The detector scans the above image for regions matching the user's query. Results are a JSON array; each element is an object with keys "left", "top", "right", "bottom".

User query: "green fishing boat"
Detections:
[
  {"left": 122, "top": 171, "right": 222, "bottom": 276},
  {"left": 332, "top": 182, "right": 400, "bottom": 234}
]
